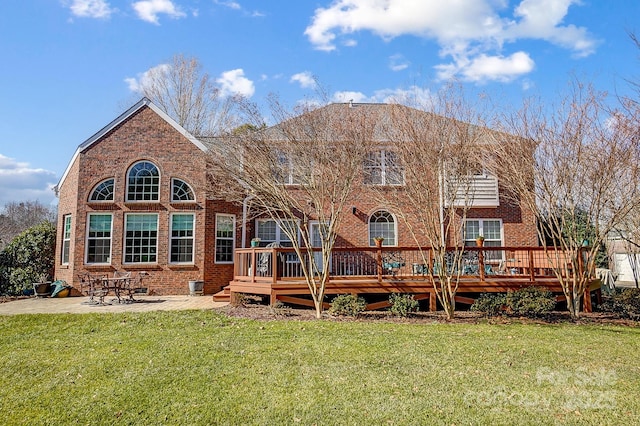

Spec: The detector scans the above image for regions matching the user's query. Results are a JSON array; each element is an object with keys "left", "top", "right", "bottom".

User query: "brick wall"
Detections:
[{"left": 55, "top": 105, "right": 241, "bottom": 295}]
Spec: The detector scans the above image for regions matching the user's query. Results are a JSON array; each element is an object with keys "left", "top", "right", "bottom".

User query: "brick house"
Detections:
[{"left": 54, "top": 98, "right": 538, "bottom": 296}]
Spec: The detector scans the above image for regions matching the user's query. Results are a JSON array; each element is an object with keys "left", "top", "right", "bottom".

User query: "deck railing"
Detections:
[{"left": 233, "top": 246, "right": 591, "bottom": 284}]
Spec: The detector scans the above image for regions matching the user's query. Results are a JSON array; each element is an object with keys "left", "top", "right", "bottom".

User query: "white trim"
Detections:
[
  {"left": 126, "top": 160, "right": 161, "bottom": 202},
  {"left": 61, "top": 214, "right": 72, "bottom": 265},
  {"left": 88, "top": 177, "right": 115, "bottom": 202},
  {"left": 56, "top": 97, "right": 207, "bottom": 193},
  {"left": 85, "top": 213, "right": 113, "bottom": 265},
  {"left": 169, "top": 213, "right": 196, "bottom": 265},
  {"left": 170, "top": 177, "right": 196, "bottom": 202},
  {"left": 215, "top": 213, "right": 236, "bottom": 264},
  {"left": 368, "top": 210, "right": 398, "bottom": 246}
]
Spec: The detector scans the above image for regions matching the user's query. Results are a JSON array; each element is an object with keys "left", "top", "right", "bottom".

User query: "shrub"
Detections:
[
  {"left": 471, "top": 293, "right": 506, "bottom": 316},
  {"left": 389, "top": 293, "right": 419, "bottom": 317},
  {"left": 600, "top": 288, "right": 640, "bottom": 320},
  {"left": 0, "top": 222, "right": 55, "bottom": 296},
  {"left": 505, "top": 286, "right": 556, "bottom": 317},
  {"left": 329, "top": 294, "right": 366, "bottom": 317}
]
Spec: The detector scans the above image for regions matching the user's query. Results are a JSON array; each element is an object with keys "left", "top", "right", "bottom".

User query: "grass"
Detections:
[{"left": 0, "top": 310, "right": 639, "bottom": 425}]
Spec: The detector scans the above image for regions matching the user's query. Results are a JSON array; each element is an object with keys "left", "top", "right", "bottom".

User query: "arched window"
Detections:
[
  {"left": 171, "top": 178, "right": 195, "bottom": 202},
  {"left": 368, "top": 210, "right": 397, "bottom": 246},
  {"left": 89, "top": 178, "right": 114, "bottom": 201},
  {"left": 126, "top": 161, "right": 159, "bottom": 201}
]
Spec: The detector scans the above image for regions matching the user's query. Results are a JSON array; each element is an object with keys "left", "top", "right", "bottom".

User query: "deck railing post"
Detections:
[
  {"left": 251, "top": 249, "right": 256, "bottom": 283},
  {"left": 377, "top": 247, "right": 383, "bottom": 283},
  {"left": 272, "top": 248, "right": 278, "bottom": 285},
  {"left": 478, "top": 248, "right": 485, "bottom": 281},
  {"left": 529, "top": 249, "right": 535, "bottom": 283}
]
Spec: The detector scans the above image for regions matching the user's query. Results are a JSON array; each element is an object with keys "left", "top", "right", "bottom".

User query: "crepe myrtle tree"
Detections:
[
  {"left": 490, "top": 81, "right": 640, "bottom": 318},
  {"left": 373, "top": 85, "right": 489, "bottom": 319},
  {"left": 208, "top": 95, "right": 376, "bottom": 318}
]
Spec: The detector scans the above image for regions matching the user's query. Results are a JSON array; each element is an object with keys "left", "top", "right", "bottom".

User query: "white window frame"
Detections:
[
  {"left": 61, "top": 214, "right": 72, "bottom": 265},
  {"left": 255, "top": 218, "right": 298, "bottom": 247},
  {"left": 85, "top": 213, "right": 113, "bottom": 265},
  {"left": 169, "top": 213, "right": 195, "bottom": 264},
  {"left": 368, "top": 210, "right": 398, "bottom": 246},
  {"left": 364, "top": 150, "right": 404, "bottom": 186},
  {"left": 171, "top": 178, "right": 196, "bottom": 202},
  {"left": 126, "top": 161, "right": 160, "bottom": 202},
  {"left": 215, "top": 214, "right": 235, "bottom": 264},
  {"left": 123, "top": 213, "right": 159, "bottom": 264},
  {"left": 88, "top": 178, "right": 115, "bottom": 202}
]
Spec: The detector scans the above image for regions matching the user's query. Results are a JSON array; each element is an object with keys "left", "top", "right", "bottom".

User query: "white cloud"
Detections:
[
  {"left": 290, "top": 72, "right": 317, "bottom": 89},
  {"left": 389, "top": 54, "right": 409, "bottom": 72},
  {"left": 436, "top": 51, "right": 535, "bottom": 83},
  {"left": 132, "top": 0, "right": 186, "bottom": 24},
  {"left": 216, "top": 69, "right": 255, "bottom": 98},
  {"left": 332, "top": 91, "right": 369, "bottom": 103},
  {"left": 67, "top": 0, "right": 113, "bottom": 19},
  {"left": 124, "top": 63, "right": 170, "bottom": 92},
  {"left": 214, "top": 0, "right": 241, "bottom": 10},
  {"left": 305, "top": 0, "right": 596, "bottom": 82},
  {"left": 0, "top": 155, "right": 57, "bottom": 207},
  {"left": 331, "top": 86, "right": 433, "bottom": 105}
]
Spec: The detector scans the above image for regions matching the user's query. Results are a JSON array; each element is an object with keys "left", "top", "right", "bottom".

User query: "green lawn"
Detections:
[{"left": 0, "top": 310, "right": 638, "bottom": 425}]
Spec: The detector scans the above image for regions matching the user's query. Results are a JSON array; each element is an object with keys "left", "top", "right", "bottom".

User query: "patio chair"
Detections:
[
  {"left": 382, "top": 251, "right": 405, "bottom": 276},
  {"left": 256, "top": 242, "right": 281, "bottom": 275}
]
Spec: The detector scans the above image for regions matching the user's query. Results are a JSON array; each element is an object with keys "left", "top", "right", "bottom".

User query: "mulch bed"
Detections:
[{"left": 215, "top": 301, "right": 639, "bottom": 326}]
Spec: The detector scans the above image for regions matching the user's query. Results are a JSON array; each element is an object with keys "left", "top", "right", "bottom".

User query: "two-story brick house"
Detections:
[{"left": 54, "top": 98, "right": 538, "bottom": 296}]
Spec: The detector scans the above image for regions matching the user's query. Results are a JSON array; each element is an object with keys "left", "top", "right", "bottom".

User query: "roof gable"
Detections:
[{"left": 55, "top": 97, "right": 206, "bottom": 193}]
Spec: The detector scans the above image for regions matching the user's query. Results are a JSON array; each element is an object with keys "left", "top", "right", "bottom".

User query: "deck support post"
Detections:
[
  {"left": 583, "top": 288, "right": 593, "bottom": 313},
  {"left": 429, "top": 292, "right": 437, "bottom": 312}
]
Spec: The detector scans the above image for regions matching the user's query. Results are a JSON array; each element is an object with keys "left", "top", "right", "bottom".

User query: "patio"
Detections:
[{"left": 0, "top": 295, "right": 227, "bottom": 315}]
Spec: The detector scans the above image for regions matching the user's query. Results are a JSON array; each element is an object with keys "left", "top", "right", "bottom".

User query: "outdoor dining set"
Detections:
[{"left": 78, "top": 271, "right": 149, "bottom": 305}]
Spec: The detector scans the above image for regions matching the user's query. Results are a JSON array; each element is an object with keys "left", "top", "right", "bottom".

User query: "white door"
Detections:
[{"left": 614, "top": 253, "right": 639, "bottom": 283}]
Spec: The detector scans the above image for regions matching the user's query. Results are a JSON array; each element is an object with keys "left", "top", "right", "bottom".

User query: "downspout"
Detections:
[{"left": 241, "top": 195, "right": 254, "bottom": 248}]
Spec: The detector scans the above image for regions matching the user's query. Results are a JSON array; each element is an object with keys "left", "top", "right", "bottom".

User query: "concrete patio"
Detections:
[{"left": 0, "top": 295, "right": 228, "bottom": 315}]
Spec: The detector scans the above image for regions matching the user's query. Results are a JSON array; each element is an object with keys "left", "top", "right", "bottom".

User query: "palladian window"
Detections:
[
  {"left": 368, "top": 210, "right": 397, "bottom": 246},
  {"left": 126, "top": 161, "right": 160, "bottom": 201}
]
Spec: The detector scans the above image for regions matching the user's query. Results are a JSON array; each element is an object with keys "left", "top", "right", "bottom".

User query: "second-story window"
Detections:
[
  {"left": 89, "top": 178, "right": 115, "bottom": 201},
  {"left": 364, "top": 150, "right": 404, "bottom": 185},
  {"left": 127, "top": 161, "right": 159, "bottom": 201}
]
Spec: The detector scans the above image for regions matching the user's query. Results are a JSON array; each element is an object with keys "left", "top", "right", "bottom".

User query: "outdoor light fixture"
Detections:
[{"left": 351, "top": 206, "right": 357, "bottom": 215}]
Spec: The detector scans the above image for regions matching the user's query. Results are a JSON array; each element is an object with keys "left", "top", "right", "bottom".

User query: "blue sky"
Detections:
[{"left": 0, "top": 0, "right": 638, "bottom": 207}]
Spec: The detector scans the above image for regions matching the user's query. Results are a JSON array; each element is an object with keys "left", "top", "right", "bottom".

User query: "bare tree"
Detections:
[
  {"left": 491, "top": 81, "right": 640, "bottom": 318},
  {"left": 0, "top": 200, "right": 56, "bottom": 249},
  {"left": 138, "top": 54, "right": 239, "bottom": 136},
  {"left": 208, "top": 97, "right": 376, "bottom": 318},
  {"left": 375, "top": 85, "right": 489, "bottom": 319}
]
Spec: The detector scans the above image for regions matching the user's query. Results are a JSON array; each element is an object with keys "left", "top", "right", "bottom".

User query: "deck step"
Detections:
[{"left": 212, "top": 286, "right": 231, "bottom": 302}]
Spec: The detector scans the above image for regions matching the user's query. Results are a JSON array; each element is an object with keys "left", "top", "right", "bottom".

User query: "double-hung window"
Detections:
[
  {"left": 364, "top": 150, "right": 404, "bottom": 185},
  {"left": 215, "top": 214, "right": 235, "bottom": 263},
  {"left": 255, "top": 219, "right": 296, "bottom": 247},
  {"left": 61, "top": 215, "right": 72, "bottom": 264},
  {"left": 170, "top": 214, "right": 195, "bottom": 263},
  {"left": 124, "top": 214, "right": 158, "bottom": 263},
  {"left": 86, "top": 214, "right": 112, "bottom": 264}
]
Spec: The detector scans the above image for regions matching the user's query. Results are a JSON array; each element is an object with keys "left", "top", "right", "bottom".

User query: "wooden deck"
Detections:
[{"left": 218, "top": 246, "right": 601, "bottom": 312}]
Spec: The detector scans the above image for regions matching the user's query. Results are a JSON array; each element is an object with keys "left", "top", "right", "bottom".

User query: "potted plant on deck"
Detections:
[
  {"left": 373, "top": 236, "right": 385, "bottom": 248},
  {"left": 475, "top": 235, "right": 485, "bottom": 247},
  {"left": 251, "top": 237, "right": 261, "bottom": 248}
]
